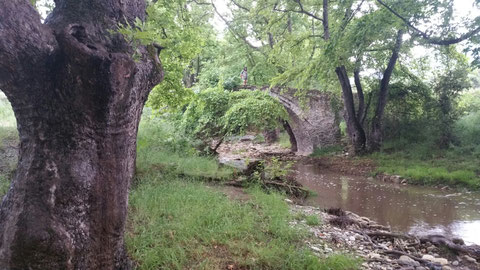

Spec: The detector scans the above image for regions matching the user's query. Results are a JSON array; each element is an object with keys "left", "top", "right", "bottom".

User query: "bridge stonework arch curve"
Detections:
[{"left": 237, "top": 86, "right": 341, "bottom": 155}]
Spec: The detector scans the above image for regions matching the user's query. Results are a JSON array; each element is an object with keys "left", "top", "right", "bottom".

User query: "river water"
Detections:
[{"left": 293, "top": 161, "right": 480, "bottom": 245}]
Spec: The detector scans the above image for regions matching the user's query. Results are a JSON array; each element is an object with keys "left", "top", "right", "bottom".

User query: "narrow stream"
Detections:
[{"left": 293, "top": 161, "right": 480, "bottom": 245}]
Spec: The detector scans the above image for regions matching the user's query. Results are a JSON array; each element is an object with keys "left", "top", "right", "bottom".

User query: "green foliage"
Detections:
[
  {"left": 181, "top": 88, "right": 288, "bottom": 144},
  {"left": 118, "top": 0, "right": 215, "bottom": 112},
  {"left": 136, "top": 111, "right": 233, "bottom": 180},
  {"left": 127, "top": 176, "right": 360, "bottom": 269},
  {"left": 455, "top": 111, "right": 480, "bottom": 148},
  {"left": 264, "top": 157, "right": 294, "bottom": 180}
]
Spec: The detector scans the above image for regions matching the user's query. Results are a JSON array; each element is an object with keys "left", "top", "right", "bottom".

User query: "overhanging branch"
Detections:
[
  {"left": 273, "top": 0, "right": 324, "bottom": 22},
  {"left": 210, "top": 0, "right": 261, "bottom": 50},
  {"left": 376, "top": 0, "right": 480, "bottom": 45}
]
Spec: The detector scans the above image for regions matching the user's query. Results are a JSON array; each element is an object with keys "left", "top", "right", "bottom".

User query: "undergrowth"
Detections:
[{"left": 136, "top": 113, "right": 233, "bottom": 180}]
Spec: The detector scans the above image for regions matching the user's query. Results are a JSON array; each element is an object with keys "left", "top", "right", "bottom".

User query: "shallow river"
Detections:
[{"left": 293, "top": 161, "right": 480, "bottom": 245}]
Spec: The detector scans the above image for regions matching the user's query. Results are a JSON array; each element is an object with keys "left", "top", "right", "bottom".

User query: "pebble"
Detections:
[
  {"left": 463, "top": 255, "right": 477, "bottom": 263},
  {"left": 397, "top": 255, "right": 420, "bottom": 267},
  {"left": 452, "top": 260, "right": 459, "bottom": 266},
  {"left": 431, "top": 257, "right": 448, "bottom": 265},
  {"left": 422, "top": 255, "right": 434, "bottom": 261},
  {"left": 367, "top": 252, "right": 381, "bottom": 259}
]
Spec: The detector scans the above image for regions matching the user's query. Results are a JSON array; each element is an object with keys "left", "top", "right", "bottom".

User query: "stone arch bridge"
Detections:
[{"left": 236, "top": 86, "right": 341, "bottom": 155}]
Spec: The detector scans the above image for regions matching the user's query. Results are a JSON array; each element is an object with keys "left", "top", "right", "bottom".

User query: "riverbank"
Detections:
[{"left": 287, "top": 202, "right": 479, "bottom": 270}]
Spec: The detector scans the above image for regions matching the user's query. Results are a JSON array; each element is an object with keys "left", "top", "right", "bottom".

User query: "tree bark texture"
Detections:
[
  {"left": 0, "top": 0, "right": 163, "bottom": 269},
  {"left": 354, "top": 69, "right": 366, "bottom": 125},
  {"left": 335, "top": 66, "right": 366, "bottom": 154},
  {"left": 369, "top": 30, "right": 403, "bottom": 151}
]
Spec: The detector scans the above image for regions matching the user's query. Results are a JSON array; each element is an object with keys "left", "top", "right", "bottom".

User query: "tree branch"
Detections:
[
  {"left": 273, "top": 0, "right": 324, "bottom": 22},
  {"left": 376, "top": 0, "right": 480, "bottom": 45},
  {"left": 210, "top": 0, "right": 260, "bottom": 50},
  {"left": 230, "top": 0, "right": 250, "bottom": 12}
]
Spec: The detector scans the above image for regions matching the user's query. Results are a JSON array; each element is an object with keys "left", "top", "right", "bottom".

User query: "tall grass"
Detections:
[{"left": 127, "top": 175, "right": 359, "bottom": 270}]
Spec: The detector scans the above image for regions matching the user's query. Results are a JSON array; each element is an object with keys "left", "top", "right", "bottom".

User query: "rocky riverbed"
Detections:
[{"left": 288, "top": 202, "right": 479, "bottom": 270}]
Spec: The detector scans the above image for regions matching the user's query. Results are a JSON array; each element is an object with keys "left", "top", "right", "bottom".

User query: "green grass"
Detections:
[
  {"left": 370, "top": 141, "right": 480, "bottom": 189},
  {"left": 127, "top": 175, "right": 360, "bottom": 270},
  {"left": 305, "top": 215, "right": 321, "bottom": 226}
]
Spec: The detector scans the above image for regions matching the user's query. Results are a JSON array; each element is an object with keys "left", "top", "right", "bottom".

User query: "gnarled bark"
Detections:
[{"left": 0, "top": 0, "right": 163, "bottom": 269}]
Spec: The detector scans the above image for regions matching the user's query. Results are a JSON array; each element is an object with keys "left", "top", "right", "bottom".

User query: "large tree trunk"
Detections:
[
  {"left": 335, "top": 66, "right": 366, "bottom": 154},
  {"left": 0, "top": 0, "right": 163, "bottom": 269},
  {"left": 369, "top": 30, "right": 403, "bottom": 151}
]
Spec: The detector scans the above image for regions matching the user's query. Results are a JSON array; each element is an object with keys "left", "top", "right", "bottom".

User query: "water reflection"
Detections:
[{"left": 293, "top": 162, "right": 480, "bottom": 245}]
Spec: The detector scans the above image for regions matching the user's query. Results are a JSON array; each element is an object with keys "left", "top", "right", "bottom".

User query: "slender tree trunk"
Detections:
[
  {"left": 0, "top": 0, "right": 163, "bottom": 269},
  {"left": 335, "top": 66, "right": 366, "bottom": 154},
  {"left": 369, "top": 30, "right": 403, "bottom": 151},
  {"left": 354, "top": 69, "right": 366, "bottom": 124},
  {"left": 323, "top": 0, "right": 330, "bottom": 40}
]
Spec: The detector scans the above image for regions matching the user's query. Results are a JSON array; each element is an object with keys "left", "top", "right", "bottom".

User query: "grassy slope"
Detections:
[
  {"left": 369, "top": 140, "right": 480, "bottom": 189},
  {"left": 127, "top": 176, "right": 359, "bottom": 269}
]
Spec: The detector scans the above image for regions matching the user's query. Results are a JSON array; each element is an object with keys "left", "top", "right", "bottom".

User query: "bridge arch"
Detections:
[{"left": 237, "top": 86, "right": 341, "bottom": 155}]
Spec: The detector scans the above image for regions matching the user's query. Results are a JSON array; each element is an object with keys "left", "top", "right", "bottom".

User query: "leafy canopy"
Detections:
[{"left": 181, "top": 88, "right": 288, "bottom": 141}]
